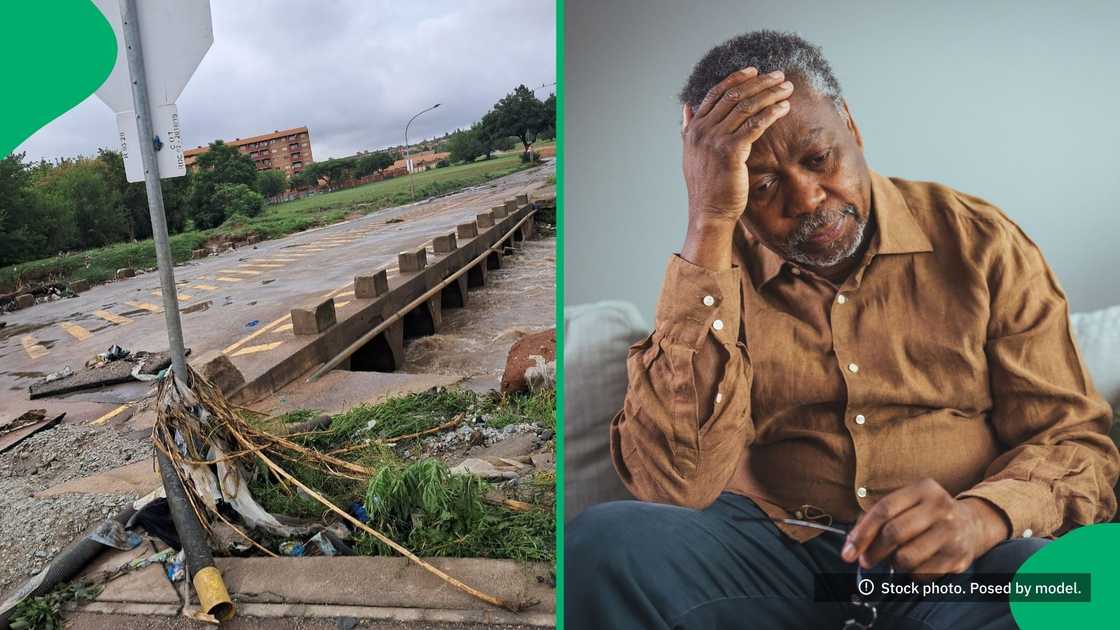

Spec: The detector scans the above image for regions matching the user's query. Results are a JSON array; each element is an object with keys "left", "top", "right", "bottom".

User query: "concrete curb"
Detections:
[
  {"left": 77, "top": 602, "right": 555, "bottom": 626},
  {"left": 84, "top": 556, "right": 555, "bottom": 627}
]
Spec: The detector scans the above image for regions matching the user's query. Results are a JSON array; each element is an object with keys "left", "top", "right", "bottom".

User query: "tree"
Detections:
[
  {"left": 256, "top": 169, "right": 287, "bottom": 198},
  {"left": 37, "top": 158, "right": 129, "bottom": 249},
  {"left": 188, "top": 140, "right": 259, "bottom": 228},
  {"left": 212, "top": 183, "right": 264, "bottom": 220},
  {"left": 355, "top": 151, "right": 395, "bottom": 178},
  {"left": 0, "top": 153, "right": 65, "bottom": 265},
  {"left": 488, "top": 85, "right": 550, "bottom": 154},
  {"left": 447, "top": 127, "right": 485, "bottom": 164}
]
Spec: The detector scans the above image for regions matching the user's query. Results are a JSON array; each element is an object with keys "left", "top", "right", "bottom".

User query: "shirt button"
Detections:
[
  {"left": 712, "top": 319, "right": 724, "bottom": 331},
  {"left": 702, "top": 295, "right": 716, "bottom": 307},
  {"left": 855, "top": 414, "right": 866, "bottom": 425},
  {"left": 856, "top": 487, "right": 868, "bottom": 498},
  {"left": 848, "top": 362, "right": 860, "bottom": 374},
  {"left": 836, "top": 294, "right": 847, "bottom": 304},
  {"left": 1022, "top": 529, "right": 1033, "bottom": 538},
  {"left": 715, "top": 392, "right": 723, "bottom": 404}
]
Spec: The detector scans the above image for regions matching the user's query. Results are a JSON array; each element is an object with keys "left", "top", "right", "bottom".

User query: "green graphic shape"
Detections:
[
  {"left": 1011, "top": 523, "right": 1120, "bottom": 627},
  {"left": 0, "top": 1, "right": 116, "bottom": 156}
]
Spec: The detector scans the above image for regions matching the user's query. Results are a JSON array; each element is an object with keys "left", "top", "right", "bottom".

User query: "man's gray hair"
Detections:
[{"left": 679, "top": 30, "right": 848, "bottom": 122}]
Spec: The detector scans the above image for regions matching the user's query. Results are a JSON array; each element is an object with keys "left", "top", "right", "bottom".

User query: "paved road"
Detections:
[
  {"left": 66, "top": 613, "right": 542, "bottom": 630},
  {"left": 0, "top": 163, "right": 554, "bottom": 424}
]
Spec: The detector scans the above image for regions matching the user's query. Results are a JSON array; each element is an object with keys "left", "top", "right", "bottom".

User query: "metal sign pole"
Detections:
[{"left": 118, "top": 0, "right": 188, "bottom": 378}]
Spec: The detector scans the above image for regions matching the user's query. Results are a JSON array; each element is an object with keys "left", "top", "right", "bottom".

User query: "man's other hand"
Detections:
[{"left": 841, "top": 478, "right": 1011, "bottom": 579}]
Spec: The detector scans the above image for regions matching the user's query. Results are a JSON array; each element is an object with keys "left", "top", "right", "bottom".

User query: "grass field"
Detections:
[{"left": 0, "top": 154, "right": 536, "bottom": 293}]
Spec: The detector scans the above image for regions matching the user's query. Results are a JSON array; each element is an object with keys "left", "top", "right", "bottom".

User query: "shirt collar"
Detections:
[{"left": 744, "top": 169, "right": 933, "bottom": 288}]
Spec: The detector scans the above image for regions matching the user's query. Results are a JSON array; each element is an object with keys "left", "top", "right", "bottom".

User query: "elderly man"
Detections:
[{"left": 566, "top": 31, "right": 1118, "bottom": 629}]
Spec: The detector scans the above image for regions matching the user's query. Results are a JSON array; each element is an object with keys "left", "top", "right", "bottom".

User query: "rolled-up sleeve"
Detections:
[
  {"left": 610, "top": 254, "right": 754, "bottom": 509},
  {"left": 957, "top": 223, "right": 1119, "bottom": 538}
]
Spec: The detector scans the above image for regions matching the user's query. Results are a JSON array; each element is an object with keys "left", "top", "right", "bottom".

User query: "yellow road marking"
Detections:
[
  {"left": 216, "top": 276, "right": 243, "bottom": 282},
  {"left": 253, "top": 258, "right": 297, "bottom": 263},
  {"left": 60, "top": 322, "right": 92, "bottom": 341},
  {"left": 91, "top": 404, "right": 129, "bottom": 426},
  {"left": 151, "top": 290, "right": 193, "bottom": 300},
  {"left": 335, "top": 301, "right": 351, "bottom": 308},
  {"left": 20, "top": 335, "right": 48, "bottom": 359},
  {"left": 126, "top": 301, "right": 163, "bottom": 313},
  {"left": 274, "top": 323, "right": 294, "bottom": 333},
  {"left": 223, "top": 314, "right": 291, "bottom": 355},
  {"left": 219, "top": 269, "right": 261, "bottom": 276},
  {"left": 94, "top": 309, "right": 132, "bottom": 325},
  {"left": 188, "top": 284, "right": 218, "bottom": 291},
  {"left": 243, "top": 263, "right": 283, "bottom": 268},
  {"left": 336, "top": 291, "right": 354, "bottom": 298},
  {"left": 230, "top": 341, "right": 285, "bottom": 357}
]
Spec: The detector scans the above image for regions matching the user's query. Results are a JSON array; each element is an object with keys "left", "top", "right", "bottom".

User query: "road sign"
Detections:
[{"left": 92, "top": 0, "right": 212, "bottom": 182}]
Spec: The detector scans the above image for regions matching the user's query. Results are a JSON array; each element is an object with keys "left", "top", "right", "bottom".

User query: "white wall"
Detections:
[{"left": 564, "top": 0, "right": 1120, "bottom": 317}]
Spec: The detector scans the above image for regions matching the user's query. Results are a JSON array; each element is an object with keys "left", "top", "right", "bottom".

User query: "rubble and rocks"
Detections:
[
  {"left": 499, "top": 328, "right": 556, "bottom": 394},
  {"left": 0, "top": 422, "right": 149, "bottom": 599},
  {"left": 29, "top": 348, "right": 186, "bottom": 399}
]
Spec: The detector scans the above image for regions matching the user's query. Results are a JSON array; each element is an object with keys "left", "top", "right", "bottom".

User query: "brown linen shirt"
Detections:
[{"left": 611, "top": 169, "right": 1119, "bottom": 543}]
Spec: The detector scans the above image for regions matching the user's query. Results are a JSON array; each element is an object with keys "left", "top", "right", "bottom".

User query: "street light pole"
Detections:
[{"left": 404, "top": 103, "right": 440, "bottom": 201}]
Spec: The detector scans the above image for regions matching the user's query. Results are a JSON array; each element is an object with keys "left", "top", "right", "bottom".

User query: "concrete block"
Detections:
[
  {"left": 191, "top": 248, "right": 208, "bottom": 259},
  {"left": 433, "top": 233, "right": 457, "bottom": 254},
  {"left": 491, "top": 205, "right": 508, "bottom": 219},
  {"left": 457, "top": 222, "right": 478, "bottom": 239},
  {"left": 68, "top": 280, "right": 91, "bottom": 294},
  {"left": 115, "top": 268, "right": 135, "bottom": 279},
  {"left": 398, "top": 248, "right": 427, "bottom": 273},
  {"left": 516, "top": 193, "right": 529, "bottom": 206},
  {"left": 195, "top": 350, "right": 245, "bottom": 394},
  {"left": 354, "top": 269, "right": 389, "bottom": 299},
  {"left": 14, "top": 293, "right": 35, "bottom": 310},
  {"left": 476, "top": 212, "right": 495, "bottom": 228},
  {"left": 291, "top": 298, "right": 337, "bottom": 335},
  {"left": 504, "top": 199, "right": 518, "bottom": 213}
]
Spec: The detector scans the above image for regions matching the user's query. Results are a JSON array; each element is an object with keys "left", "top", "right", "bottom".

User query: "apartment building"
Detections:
[{"left": 184, "top": 127, "right": 313, "bottom": 175}]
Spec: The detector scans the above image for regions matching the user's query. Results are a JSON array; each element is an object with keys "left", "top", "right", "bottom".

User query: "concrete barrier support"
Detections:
[
  {"left": 403, "top": 293, "right": 442, "bottom": 338},
  {"left": 398, "top": 248, "right": 427, "bottom": 273},
  {"left": 457, "top": 223, "right": 478, "bottom": 239},
  {"left": 476, "top": 213, "right": 495, "bottom": 229},
  {"left": 467, "top": 260, "right": 488, "bottom": 288},
  {"left": 520, "top": 217, "right": 536, "bottom": 241},
  {"left": 504, "top": 199, "right": 518, "bottom": 213},
  {"left": 291, "top": 298, "right": 337, "bottom": 335},
  {"left": 491, "top": 205, "right": 509, "bottom": 219},
  {"left": 516, "top": 193, "right": 529, "bottom": 206},
  {"left": 354, "top": 269, "right": 389, "bottom": 299},
  {"left": 347, "top": 319, "right": 404, "bottom": 372},
  {"left": 433, "top": 233, "right": 457, "bottom": 254},
  {"left": 441, "top": 273, "right": 470, "bottom": 309},
  {"left": 487, "top": 249, "right": 503, "bottom": 270}
]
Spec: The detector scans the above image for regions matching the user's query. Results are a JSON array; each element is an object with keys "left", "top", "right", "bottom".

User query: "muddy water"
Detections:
[{"left": 403, "top": 236, "right": 556, "bottom": 390}]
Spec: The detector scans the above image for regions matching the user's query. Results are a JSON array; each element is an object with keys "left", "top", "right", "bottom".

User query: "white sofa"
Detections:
[{"left": 564, "top": 301, "right": 1120, "bottom": 522}]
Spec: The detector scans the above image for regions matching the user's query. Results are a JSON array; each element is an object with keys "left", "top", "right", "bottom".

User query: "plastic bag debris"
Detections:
[
  {"left": 89, "top": 518, "right": 143, "bottom": 551},
  {"left": 167, "top": 550, "right": 186, "bottom": 582},
  {"left": 43, "top": 366, "right": 73, "bottom": 383},
  {"left": 279, "top": 541, "right": 304, "bottom": 557}
]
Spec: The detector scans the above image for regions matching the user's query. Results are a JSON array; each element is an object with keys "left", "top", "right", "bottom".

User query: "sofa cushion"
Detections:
[
  {"left": 563, "top": 301, "right": 648, "bottom": 521},
  {"left": 1070, "top": 304, "right": 1120, "bottom": 410}
]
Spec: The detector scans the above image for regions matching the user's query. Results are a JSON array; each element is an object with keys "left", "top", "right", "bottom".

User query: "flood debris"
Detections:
[
  {"left": 28, "top": 348, "right": 188, "bottom": 400},
  {"left": 0, "top": 410, "right": 65, "bottom": 454},
  {"left": 500, "top": 328, "right": 556, "bottom": 394},
  {"left": 151, "top": 367, "right": 537, "bottom": 612}
]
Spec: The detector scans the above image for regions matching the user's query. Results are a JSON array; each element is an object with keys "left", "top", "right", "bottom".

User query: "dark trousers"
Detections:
[{"left": 566, "top": 493, "right": 1048, "bottom": 629}]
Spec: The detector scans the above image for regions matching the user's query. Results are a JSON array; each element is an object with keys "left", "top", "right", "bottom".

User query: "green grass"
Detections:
[
  {"left": 246, "top": 387, "right": 556, "bottom": 560},
  {"left": 0, "top": 155, "right": 534, "bottom": 292}
]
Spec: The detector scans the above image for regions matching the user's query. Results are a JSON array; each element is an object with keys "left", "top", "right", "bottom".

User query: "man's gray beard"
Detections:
[{"left": 781, "top": 205, "right": 866, "bottom": 268}]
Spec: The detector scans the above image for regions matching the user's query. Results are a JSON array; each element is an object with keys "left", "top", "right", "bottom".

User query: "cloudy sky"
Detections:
[{"left": 17, "top": 0, "right": 555, "bottom": 162}]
